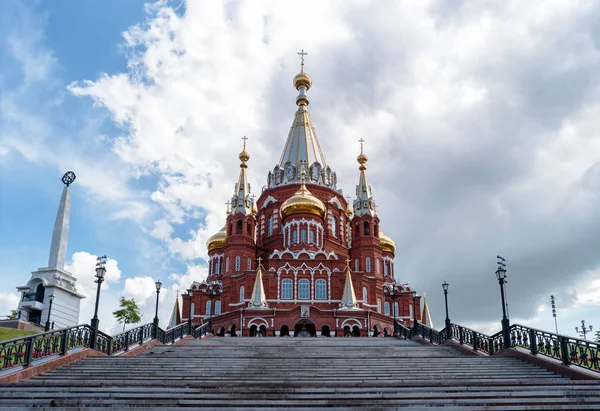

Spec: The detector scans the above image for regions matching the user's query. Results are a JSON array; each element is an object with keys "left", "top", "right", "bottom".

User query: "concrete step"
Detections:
[{"left": 0, "top": 337, "right": 598, "bottom": 408}]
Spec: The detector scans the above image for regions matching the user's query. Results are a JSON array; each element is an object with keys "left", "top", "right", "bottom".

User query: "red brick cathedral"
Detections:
[{"left": 183, "top": 58, "right": 421, "bottom": 337}]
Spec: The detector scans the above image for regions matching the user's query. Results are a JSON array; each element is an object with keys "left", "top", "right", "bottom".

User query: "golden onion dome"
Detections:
[
  {"left": 345, "top": 203, "right": 353, "bottom": 217},
  {"left": 293, "top": 64, "right": 312, "bottom": 91},
  {"left": 239, "top": 149, "right": 250, "bottom": 163},
  {"left": 251, "top": 202, "right": 257, "bottom": 216},
  {"left": 206, "top": 225, "right": 227, "bottom": 252},
  {"left": 378, "top": 231, "right": 396, "bottom": 254},
  {"left": 281, "top": 173, "right": 326, "bottom": 219},
  {"left": 357, "top": 151, "right": 368, "bottom": 165}
]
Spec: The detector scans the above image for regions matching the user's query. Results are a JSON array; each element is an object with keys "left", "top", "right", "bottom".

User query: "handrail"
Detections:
[
  {"left": 0, "top": 321, "right": 206, "bottom": 371},
  {"left": 446, "top": 323, "right": 600, "bottom": 373}
]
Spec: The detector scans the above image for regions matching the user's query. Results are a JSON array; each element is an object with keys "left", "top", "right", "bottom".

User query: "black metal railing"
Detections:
[
  {"left": 412, "top": 323, "right": 444, "bottom": 344},
  {"left": 0, "top": 321, "right": 208, "bottom": 371},
  {"left": 445, "top": 323, "right": 600, "bottom": 373}
]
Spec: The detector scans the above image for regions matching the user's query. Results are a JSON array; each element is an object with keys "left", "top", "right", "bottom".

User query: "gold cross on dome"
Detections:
[
  {"left": 257, "top": 256, "right": 262, "bottom": 265},
  {"left": 345, "top": 257, "right": 351, "bottom": 266},
  {"left": 358, "top": 138, "right": 365, "bottom": 153},
  {"left": 241, "top": 135, "right": 248, "bottom": 149},
  {"left": 297, "top": 49, "right": 308, "bottom": 63},
  {"left": 225, "top": 200, "right": 231, "bottom": 213}
]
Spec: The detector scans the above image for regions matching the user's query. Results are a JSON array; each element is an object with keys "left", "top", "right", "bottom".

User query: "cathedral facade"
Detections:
[{"left": 182, "top": 59, "right": 421, "bottom": 337}]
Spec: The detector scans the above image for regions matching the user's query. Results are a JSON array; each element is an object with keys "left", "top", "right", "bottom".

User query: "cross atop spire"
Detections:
[
  {"left": 242, "top": 135, "right": 248, "bottom": 150},
  {"left": 257, "top": 256, "right": 262, "bottom": 266},
  {"left": 225, "top": 200, "right": 231, "bottom": 214},
  {"left": 358, "top": 138, "right": 365, "bottom": 153},
  {"left": 345, "top": 257, "right": 351, "bottom": 266},
  {"left": 297, "top": 49, "right": 308, "bottom": 65}
]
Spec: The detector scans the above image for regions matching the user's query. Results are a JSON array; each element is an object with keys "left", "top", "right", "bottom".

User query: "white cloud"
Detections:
[
  {"left": 0, "top": 292, "right": 19, "bottom": 319},
  {"left": 123, "top": 276, "right": 157, "bottom": 305},
  {"left": 66, "top": 251, "right": 121, "bottom": 303}
]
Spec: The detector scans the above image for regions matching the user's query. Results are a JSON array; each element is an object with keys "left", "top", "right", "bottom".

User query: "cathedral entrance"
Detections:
[{"left": 294, "top": 319, "right": 316, "bottom": 337}]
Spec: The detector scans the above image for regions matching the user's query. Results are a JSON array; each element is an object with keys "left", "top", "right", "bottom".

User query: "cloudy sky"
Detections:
[{"left": 1, "top": 0, "right": 599, "bottom": 337}]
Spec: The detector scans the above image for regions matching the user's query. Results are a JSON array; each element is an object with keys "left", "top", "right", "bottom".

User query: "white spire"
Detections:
[
  {"left": 231, "top": 137, "right": 253, "bottom": 215},
  {"left": 248, "top": 257, "right": 268, "bottom": 309},
  {"left": 48, "top": 172, "right": 75, "bottom": 270},
  {"left": 269, "top": 55, "right": 337, "bottom": 190},
  {"left": 339, "top": 260, "right": 359, "bottom": 310},
  {"left": 353, "top": 139, "right": 376, "bottom": 217}
]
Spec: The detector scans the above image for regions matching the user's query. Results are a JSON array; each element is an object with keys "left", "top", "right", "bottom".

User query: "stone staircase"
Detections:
[{"left": 0, "top": 337, "right": 599, "bottom": 409}]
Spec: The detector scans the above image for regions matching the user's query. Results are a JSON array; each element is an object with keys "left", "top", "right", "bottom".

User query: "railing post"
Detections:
[
  {"left": 488, "top": 338, "right": 494, "bottom": 355},
  {"left": 459, "top": 327, "right": 464, "bottom": 344},
  {"left": 106, "top": 337, "right": 112, "bottom": 355},
  {"left": 529, "top": 329, "right": 537, "bottom": 356},
  {"left": 23, "top": 337, "right": 34, "bottom": 367},
  {"left": 559, "top": 336, "right": 570, "bottom": 366},
  {"left": 124, "top": 331, "right": 129, "bottom": 352},
  {"left": 473, "top": 331, "right": 478, "bottom": 351},
  {"left": 140, "top": 327, "right": 144, "bottom": 345},
  {"left": 60, "top": 329, "right": 68, "bottom": 356}
]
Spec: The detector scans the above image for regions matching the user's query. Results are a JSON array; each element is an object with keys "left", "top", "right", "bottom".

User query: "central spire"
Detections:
[
  {"left": 231, "top": 137, "right": 254, "bottom": 215},
  {"left": 269, "top": 51, "right": 337, "bottom": 190}
]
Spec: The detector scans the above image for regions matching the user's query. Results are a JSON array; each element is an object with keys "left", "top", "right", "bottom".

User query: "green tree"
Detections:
[
  {"left": 6, "top": 310, "right": 18, "bottom": 320},
  {"left": 595, "top": 330, "right": 600, "bottom": 343},
  {"left": 113, "top": 297, "right": 142, "bottom": 332}
]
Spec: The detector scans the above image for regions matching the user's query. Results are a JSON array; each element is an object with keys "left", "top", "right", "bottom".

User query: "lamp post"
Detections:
[
  {"left": 496, "top": 255, "right": 510, "bottom": 348},
  {"left": 44, "top": 294, "right": 55, "bottom": 332},
  {"left": 575, "top": 320, "right": 593, "bottom": 340},
  {"left": 199, "top": 281, "right": 223, "bottom": 334},
  {"left": 411, "top": 290, "right": 418, "bottom": 329},
  {"left": 550, "top": 295, "right": 558, "bottom": 334},
  {"left": 442, "top": 281, "right": 451, "bottom": 339},
  {"left": 153, "top": 280, "right": 162, "bottom": 339},
  {"left": 187, "top": 291, "right": 194, "bottom": 334},
  {"left": 384, "top": 279, "right": 405, "bottom": 336},
  {"left": 90, "top": 255, "right": 107, "bottom": 350}
]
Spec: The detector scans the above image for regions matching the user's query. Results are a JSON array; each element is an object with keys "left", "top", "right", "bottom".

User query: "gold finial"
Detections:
[
  {"left": 257, "top": 256, "right": 262, "bottom": 267},
  {"left": 225, "top": 200, "right": 231, "bottom": 215},
  {"left": 345, "top": 257, "right": 351, "bottom": 267},
  {"left": 293, "top": 49, "right": 312, "bottom": 92},
  {"left": 239, "top": 136, "right": 250, "bottom": 163},
  {"left": 357, "top": 138, "right": 368, "bottom": 166}
]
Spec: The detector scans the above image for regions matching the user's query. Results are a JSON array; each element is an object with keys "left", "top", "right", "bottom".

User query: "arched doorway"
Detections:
[
  {"left": 352, "top": 325, "right": 361, "bottom": 337},
  {"left": 259, "top": 325, "right": 267, "bottom": 337},
  {"left": 217, "top": 326, "right": 225, "bottom": 337},
  {"left": 383, "top": 327, "right": 390, "bottom": 336},
  {"left": 229, "top": 323, "right": 237, "bottom": 337},
  {"left": 344, "top": 325, "right": 352, "bottom": 337},
  {"left": 294, "top": 319, "right": 316, "bottom": 337},
  {"left": 321, "top": 325, "right": 331, "bottom": 337},
  {"left": 280, "top": 325, "right": 290, "bottom": 337},
  {"left": 372, "top": 325, "right": 380, "bottom": 337},
  {"left": 250, "top": 324, "right": 258, "bottom": 337}
]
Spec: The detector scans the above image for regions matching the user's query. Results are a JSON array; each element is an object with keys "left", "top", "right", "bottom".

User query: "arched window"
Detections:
[
  {"left": 282, "top": 279, "right": 293, "bottom": 299},
  {"left": 229, "top": 222, "right": 233, "bottom": 236},
  {"left": 268, "top": 215, "right": 274, "bottom": 235},
  {"left": 206, "top": 300, "right": 212, "bottom": 315},
  {"left": 376, "top": 258, "right": 380, "bottom": 274},
  {"left": 236, "top": 219, "right": 243, "bottom": 234},
  {"left": 215, "top": 259, "right": 220, "bottom": 274},
  {"left": 355, "top": 259, "right": 359, "bottom": 272},
  {"left": 301, "top": 229, "right": 307, "bottom": 242},
  {"left": 292, "top": 230, "right": 298, "bottom": 244},
  {"left": 235, "top": 256, "right": 240, "bottom": 271},
  {"left": 215, "top": 300, "right": 221, "bottom": 315},
  {"left": 309, "top": 230, "right": 315, "bottom": 243},
  {"left": 315, "top": 279, "right": 326, "bottom": 299},
  {"left": 374, "top": 223, "right": 379, "bottom": 237},
  {"left": 225, "top": 257, "right": 230, "bottom": 273},
  {"left": 384, "top": 262, "right": 389, "bottom": 276},
  {"left": 384, "top": 302, "right": 390, "bottom": 316},
  {"left": 366, "top": 257, "right": 371, "bottom": 273},
  {"left": 247, "top": 257, "right": 252, "bottom": 270},
  {"left": 362, "top": 287, "right": 368, "bottom": 303},
  {"left": 394, "top": 302, "right": 399, "bottom": 317},
  {"left": 331, "top": 217, "right": 337, "bottom": 237},
  {"left": 239, "top": 286, "right": 245, "bottom": 302},
  {"left": 377, "top": 298, "right": 382, "bottom": 313},
  {"left": 246, "top": 220, "right": 252, "bottom": 236},
  {"left": 364, "top": 221, "right": 370, "bottom": 235},
  {"left": 298, "top": 279, "right": 310, "bottom": 299},
  {"left": 409, "top": 304, "right": 413, "bottom": 318}
]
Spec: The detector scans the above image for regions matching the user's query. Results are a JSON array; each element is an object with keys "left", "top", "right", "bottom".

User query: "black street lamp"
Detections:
[
  {"left": 575, "top": 320, "right": 593, "bottom": 340},
  {"left": 411, "top": 290, "right": 418, "bottom": 329},
  {"left": 199, "top": 281, "right": 223, "bottom": 334},
  {"left": 153, "top": 280, "right": 162, "bottom": 339},
  {"left": 496, "top": 255, "right": 510, "bottom": 348},
  {"left": 187, "top": 291, "right": 194, "bottom": 334},
  {"left": 44, "top": 294, "right": 55, "bottom": 332},
  {"left": 384, "top": 279, "right": 405, "bottom": 336},
  {"left": 90, "top": 255, "right": 107, "bottom": 350},
  {"left": 442, "top": 281, "right": 451, "bottom": 339}
]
